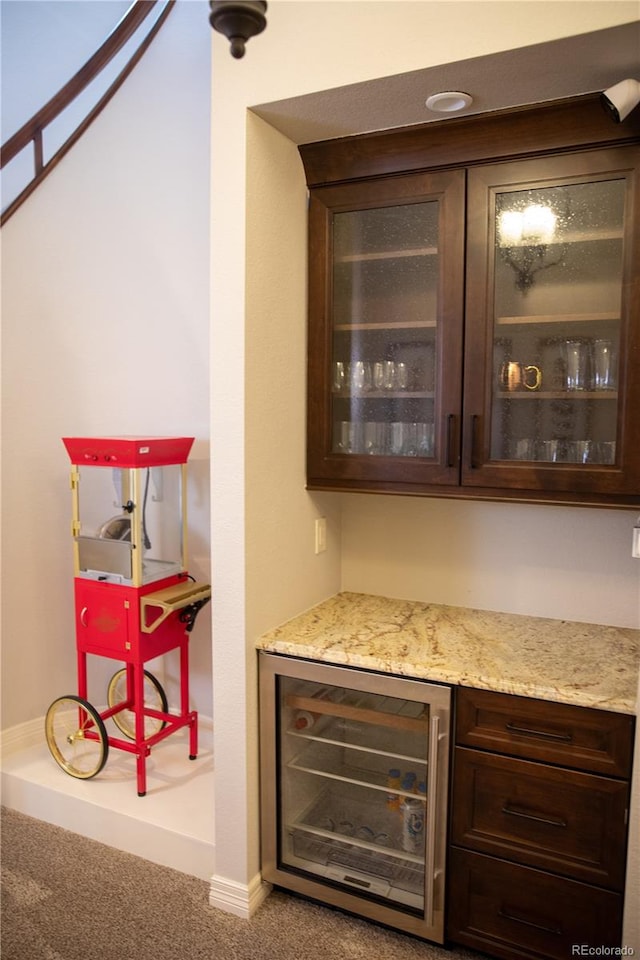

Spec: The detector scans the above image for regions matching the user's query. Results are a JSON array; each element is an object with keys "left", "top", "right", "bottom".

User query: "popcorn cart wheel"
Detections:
[
  {"left": 46, "top": 436, "right": 211, "bottom": 797},
  {"left": 107, "top": 669, "right": 168, "bottom": 739},
  {"left": 45, "top": 695, "right": 109, "bottom": 780}
]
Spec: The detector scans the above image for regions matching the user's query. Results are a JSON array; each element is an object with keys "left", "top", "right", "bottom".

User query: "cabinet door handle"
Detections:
[
  {"left": 424, "top": 714, "right": 440, "bottom": 929},
  {"left": 498, "top": 907, "right": 562, "bottom": 936},
  {"left": 80, "top": 606, "right": 88, "bottom": 627},
  {"left": 505, "top": 721, "right": 572, "bottom": 743},
  {"left": 469, "top": 415, "right": 480, "bottom": 468},
  {"left": 502, "top": 804, "right": 568, "bottom": 829},
  {"left": 446, "top": 414, "right": 456, "bottom": 468}
]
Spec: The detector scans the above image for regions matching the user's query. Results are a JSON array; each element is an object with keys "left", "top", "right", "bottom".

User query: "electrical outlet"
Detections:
[{"left": 315, "top": 517, "right": 327, "bottom": 554}]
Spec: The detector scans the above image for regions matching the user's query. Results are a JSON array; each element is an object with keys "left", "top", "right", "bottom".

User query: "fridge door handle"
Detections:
[{"left": 424, "top": 714, "right": 441, "bottom": 928}]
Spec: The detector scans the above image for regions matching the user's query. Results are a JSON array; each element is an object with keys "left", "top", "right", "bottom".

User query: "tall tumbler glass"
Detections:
[
  {"left": 564, "top": 340, "right": 590, "bottom": 391},
  {"left": 593, "top": 339, "right": 617, "bottom": 391}
]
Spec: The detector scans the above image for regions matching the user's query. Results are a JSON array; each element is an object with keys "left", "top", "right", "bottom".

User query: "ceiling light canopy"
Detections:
[{"left": 425, "top": 91, "right": 473, "bottom": 114}]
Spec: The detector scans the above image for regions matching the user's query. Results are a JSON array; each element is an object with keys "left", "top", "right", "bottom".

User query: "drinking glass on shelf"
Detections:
[
  {"left": 350, "top": 361, "right": 371, "bottom": 394},
  {"left": 536, "top": 439, "right": 560, "bottom": 462},
  {"left": 390, "top": 422, "right": 405, "bottom": 455},
  {"left": 593, "top": 339, "right": 617, "bottom": 391},
  {"left": 404, "top": 423, "right": 419, "bottom": 456},
  {"left": 363, "top": 422, "right": 387, "bottom": 455},
  {"left": 563, "top": 340, "right": 590, "bottom": 391},
  {"left": 372, "top": 361, "right": 385, "bottom": 392},
  {"left": 383, "top": 360, "right": 396, "bottom": 391},
  {"left": 332, "top": 361, "right": 346, "bottom": 393},
  {"left": 334, "top": 421, "right": 351, "bottom": 453},
  {"left": 417, "top": 423, "right": 435, "bottom": 458},
  {"left": 598, "top": 441, "right": 616, "bottom": 465},
  {"left": 512, "top": 438, "right": 535, "bottom": 460},
  {"left": 396, "top": 362, "right": 409, "bottom": 391},
  {"left": 564, "top": 440, "right": 596, "bottom": 464}
]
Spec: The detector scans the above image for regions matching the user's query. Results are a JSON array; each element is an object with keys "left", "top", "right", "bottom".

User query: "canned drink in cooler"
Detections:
[{"left": 401, "top": 797, "right": 425, "bottom": 854}]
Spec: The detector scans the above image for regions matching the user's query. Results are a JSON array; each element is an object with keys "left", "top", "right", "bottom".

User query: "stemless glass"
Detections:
[
  {"left": 593, "top": 339, "right": 617, "bottom": 391},
  {"left": 563, "top": 340, "right": 591, "bottom": 392}
]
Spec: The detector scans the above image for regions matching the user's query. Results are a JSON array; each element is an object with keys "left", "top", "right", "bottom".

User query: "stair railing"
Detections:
[{"left": 1, "top": 0, "right": 175, "bottom": 226}]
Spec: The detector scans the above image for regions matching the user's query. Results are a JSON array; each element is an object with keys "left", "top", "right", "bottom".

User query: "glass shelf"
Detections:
[
  {"left": 334, "top": 320, "right": 437, "bottom": 331},
  {"left": 336, "top": 245, "right": 438, "bottom": 263},
  {"left": 495, "top": 391, "right": 618, "bottom": 401},
  {"left": 333, "top": 391, "right": 434, "bottom": 400},
  {"left": 288, "top": 741, "right": 427, "bottom": 797},
  {"left": 290, "top": 785, "right": 425, "bottom": 866}
]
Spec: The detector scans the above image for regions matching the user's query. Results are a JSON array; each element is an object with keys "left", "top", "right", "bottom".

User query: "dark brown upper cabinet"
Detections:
[{"left": 300, "top": 96, "right": 640, "bottom": 507}]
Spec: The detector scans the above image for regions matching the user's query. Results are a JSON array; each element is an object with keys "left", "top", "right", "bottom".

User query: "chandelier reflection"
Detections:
[{"left": 497, "top": 203, "right": 566, "bottom": 293}]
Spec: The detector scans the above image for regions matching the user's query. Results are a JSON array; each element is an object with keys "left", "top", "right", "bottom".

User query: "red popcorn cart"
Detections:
[{"left": 45, "top": 436, "right": 211, "bottom": 796}]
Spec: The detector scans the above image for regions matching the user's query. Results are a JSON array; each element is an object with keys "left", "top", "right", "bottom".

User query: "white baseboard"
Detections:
[
  {"left": 209, "top": 871, "right": 272, "bottom": 919},
  {"left": 0, "top": 716, "right": 44, "bottom": 756}
]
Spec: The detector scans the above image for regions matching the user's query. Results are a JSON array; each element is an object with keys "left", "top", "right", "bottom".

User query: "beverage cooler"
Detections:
[{"left": 258, "top": 653, "right": 451, "bottom": 943}]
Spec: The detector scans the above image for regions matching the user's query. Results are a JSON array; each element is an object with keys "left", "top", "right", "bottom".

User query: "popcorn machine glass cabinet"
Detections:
[{"left": 74, "top": 463, "right": 186, "bottom": 586}]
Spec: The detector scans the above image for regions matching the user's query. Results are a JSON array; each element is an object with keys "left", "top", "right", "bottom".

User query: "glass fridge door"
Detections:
[
  {"left": 259, "top": 654, "right": 451, "bottom": 943},
  {"left": 280, "top": 675, "right": 430, "bottom": 910}
]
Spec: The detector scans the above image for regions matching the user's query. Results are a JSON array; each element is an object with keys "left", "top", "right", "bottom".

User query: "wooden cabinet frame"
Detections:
[{"left": 300, "top": 94, "right": 640, "bottom": 507}]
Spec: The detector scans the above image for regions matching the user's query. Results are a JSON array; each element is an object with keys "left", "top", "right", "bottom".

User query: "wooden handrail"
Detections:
[{"left": 1, "top": 0, "right": 175, "bottom": 226}]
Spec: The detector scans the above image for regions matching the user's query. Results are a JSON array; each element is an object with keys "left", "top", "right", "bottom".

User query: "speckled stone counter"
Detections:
[{"left": 257, "top": 592, "right": 640, "bottom": 715}]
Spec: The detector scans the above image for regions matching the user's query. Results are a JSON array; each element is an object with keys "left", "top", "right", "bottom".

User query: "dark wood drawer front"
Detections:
[
  {"left": 456, "top": 687, "right": 634, "bottom": 777},
  {"left": 448, "top": 848, "right": 623, "bottom": 960},
  {"left": 452, "top": 748, "right": 629, "bottom": 890}
]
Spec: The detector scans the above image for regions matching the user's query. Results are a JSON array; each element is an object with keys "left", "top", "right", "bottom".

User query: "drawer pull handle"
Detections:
[
  {"left": 80, "top": 606, "right": 88, "bottom": 627},
  {"left": 499, "top": 907, "right": 562, "bottom": 936},
  {"left": 505, "top": 721, "right": 572, "bottom": 743},
  {"left": 502, "top": 804, "right": 567, "bottom": 829}
]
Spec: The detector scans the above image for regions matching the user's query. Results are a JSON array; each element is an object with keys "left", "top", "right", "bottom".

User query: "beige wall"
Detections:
[
  {"left": 0, "top": 2, "right": 212, "bottom": 732},
  {"left": 210, "top": 0, "right": 640, "bottom": 933}
]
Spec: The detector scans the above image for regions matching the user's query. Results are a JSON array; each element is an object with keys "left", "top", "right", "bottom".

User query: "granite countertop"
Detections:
[{"left": 257, "top": 592, "right": 640, "bottom": 715}]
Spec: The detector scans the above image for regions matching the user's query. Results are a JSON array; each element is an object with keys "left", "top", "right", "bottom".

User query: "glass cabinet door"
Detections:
[
  {"left": 463, "top": 147, "right": 640, "bottom": 497},
  {"left": 307, "top": 169, "right": 465, "bottom": 489}
]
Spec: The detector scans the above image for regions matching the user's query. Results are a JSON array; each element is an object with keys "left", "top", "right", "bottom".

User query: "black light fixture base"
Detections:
[{"left": 209, "top": 1, "right": 267, "bottom": 58}]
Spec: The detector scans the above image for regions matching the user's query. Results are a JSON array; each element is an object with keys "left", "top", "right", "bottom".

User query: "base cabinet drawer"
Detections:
[
  {"left": 451, "top": 747, "right": 629, "bottom": 889},
  {"left": 456, "top": 687, "right": 634, "bottom": 777},
  {"left": 448, "top": 848, "right": 624, "bottom": 960}
]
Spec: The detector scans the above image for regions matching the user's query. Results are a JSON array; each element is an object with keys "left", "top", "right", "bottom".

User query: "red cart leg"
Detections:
[
  {"left": 136, "top": 749, "right": 148, "bottom": 797},
  {"left": 134, "top": 662, "right": 147, "bottom": 796},
  {"left": 77, "top": 650, "right": 88, "bottom": 701},
  {"left": 179, "top": 641, "right": 198, "bottom": 760},
  {"left": 189, "top": 711, "right": 198, "bottom": 761}
]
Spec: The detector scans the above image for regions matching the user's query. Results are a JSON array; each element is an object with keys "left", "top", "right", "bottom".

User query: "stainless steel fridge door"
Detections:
[{"left": 259, "top": 652, "right": 451, "bottom": 943}]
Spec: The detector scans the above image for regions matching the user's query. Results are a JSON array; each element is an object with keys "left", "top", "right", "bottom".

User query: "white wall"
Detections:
[
  {"left": 1, "top": 0, "right": 212, "bottom": 729},
  {"left": 209, "top": 0, "right": 640, "bottom": 932}
]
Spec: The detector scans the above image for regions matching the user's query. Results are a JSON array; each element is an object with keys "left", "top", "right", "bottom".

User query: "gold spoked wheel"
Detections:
[
  {"left": 45, "top": 695, "right": 108, "bottom": 779},
  {"left": 107, "top": 669, "right": 168, "bottom": 740}
]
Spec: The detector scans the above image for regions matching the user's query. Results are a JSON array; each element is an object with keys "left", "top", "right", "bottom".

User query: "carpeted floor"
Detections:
[{"left": 1, "top": 806, "right": 476, "bottom": 960}]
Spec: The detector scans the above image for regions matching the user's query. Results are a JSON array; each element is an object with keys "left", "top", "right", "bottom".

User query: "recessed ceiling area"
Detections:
[{"left": 250, "top": 21, "right": 640, "bottom": 144}]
